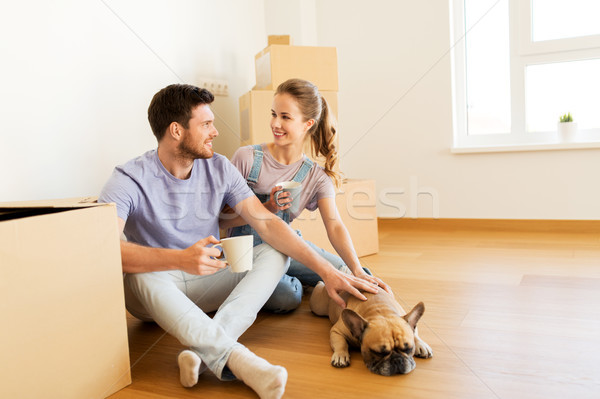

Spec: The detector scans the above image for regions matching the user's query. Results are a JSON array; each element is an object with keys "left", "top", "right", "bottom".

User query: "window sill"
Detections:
[{"left": 452, "top": 140, "right": 600, "bottom": 154}]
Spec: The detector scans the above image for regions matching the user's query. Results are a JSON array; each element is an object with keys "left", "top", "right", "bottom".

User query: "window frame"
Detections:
[{"left": 451, "top": 0, "right": 600, "bottom": 153}]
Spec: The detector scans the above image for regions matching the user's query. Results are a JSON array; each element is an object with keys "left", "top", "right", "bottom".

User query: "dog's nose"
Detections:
[{"left": 391, "top": 354, "right": 416, "bottom": 375}]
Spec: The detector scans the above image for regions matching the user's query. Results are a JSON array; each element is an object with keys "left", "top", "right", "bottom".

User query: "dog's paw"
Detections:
[
  {"left": 414, "top": 338, "right": 433, "bottom": 358},
  {"left": 331, "top": 352, "right": 350, "bottom": 368}
]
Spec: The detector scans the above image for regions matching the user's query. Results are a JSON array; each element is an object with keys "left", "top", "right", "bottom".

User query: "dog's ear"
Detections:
[
  {"left": 403, "top": 302, "right": 425, "bottom": 330},
  {"left": 341, "top": 309, "right": 369, "bottom": 341}
]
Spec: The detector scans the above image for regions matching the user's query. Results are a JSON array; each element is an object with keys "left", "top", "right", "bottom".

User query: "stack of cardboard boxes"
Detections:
[{"left": 237, "top": 36, "right": 379, "bottom": 257}]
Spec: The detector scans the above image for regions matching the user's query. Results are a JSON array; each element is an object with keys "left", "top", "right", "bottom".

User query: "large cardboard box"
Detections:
[
  {"left": 291, "top": 179, "right": 379, "bottom": 258},
  {"left": 239, "top": 89, "right": 338, "bottom": 147},
  {"left": 255, "top": 44, "right": 338, "bottom": 91},
  {"left": 0, "top": 198, "right": 131, "bottom": 399}
]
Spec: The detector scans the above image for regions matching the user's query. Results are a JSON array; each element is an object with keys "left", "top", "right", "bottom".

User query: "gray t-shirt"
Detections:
[
  {"left": 98, "top": 149, "right": 253, "bottom": 249},
  {"left": 230, "top": 144, "right": 335, "bottom": 222}
]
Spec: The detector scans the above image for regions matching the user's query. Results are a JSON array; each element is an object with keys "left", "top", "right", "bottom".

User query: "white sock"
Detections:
[
  {"left": 226, "top": 346, "right": 287, "bottom": 399},
  {"left": 178, "top": 350, "right": 203, "bottom": 388}
]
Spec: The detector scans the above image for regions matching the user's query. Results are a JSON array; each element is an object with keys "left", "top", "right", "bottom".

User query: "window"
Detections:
[
  {"left": 531, "top": 0, "right": 600, "bottom": 42},
  {"left": 451, "top": 0, "right": 600, "bottom": 152}
]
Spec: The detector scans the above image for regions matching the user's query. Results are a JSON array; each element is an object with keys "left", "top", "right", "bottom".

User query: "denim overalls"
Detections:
[
  {"left": 230, "top": 145, "right": 350, "bottom": 313},
  {"left": 230, "top": 144, "right": 314, "bottom": 244}
]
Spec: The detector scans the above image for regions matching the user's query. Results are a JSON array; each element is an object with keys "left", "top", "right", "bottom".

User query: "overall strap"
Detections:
[
  {"left": 291, "top": 157, "right": 315, "bottom": 184},
  {"left": 246, "top": 144, "right": 264, "bottom": 186}
]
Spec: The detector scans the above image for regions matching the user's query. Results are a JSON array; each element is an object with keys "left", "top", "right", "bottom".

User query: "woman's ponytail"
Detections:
[{"left": 311, "top": 95, "right": 341, "bottom": 187}]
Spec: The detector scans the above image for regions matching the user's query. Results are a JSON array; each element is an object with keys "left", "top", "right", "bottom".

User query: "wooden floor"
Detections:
[{"left": 110, "top": 219, "right": 600, "bottom": 399}]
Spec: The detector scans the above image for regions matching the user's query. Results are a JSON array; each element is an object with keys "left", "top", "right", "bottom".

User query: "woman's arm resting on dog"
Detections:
[
  {"left": 117, "top": 218, "right": 227, "bottom": 275},
  {"left": 318, "top": 197, "right": 393, "bottom": 295},
  {"left": 233, "top": 196, "right": 379, "bottom": 308}
]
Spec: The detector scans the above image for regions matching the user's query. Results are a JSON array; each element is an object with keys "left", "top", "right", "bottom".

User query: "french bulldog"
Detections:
[{"left": 309, "top": 281, "right": 433, "bottom": 375}]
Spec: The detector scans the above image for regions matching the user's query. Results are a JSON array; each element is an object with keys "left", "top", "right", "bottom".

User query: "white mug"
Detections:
[
  {"left": 274, "top": 181, "right": 302, "bottom": 213},
  {"left": 218, "top": 235, "right": 254, "bottom": 273}
]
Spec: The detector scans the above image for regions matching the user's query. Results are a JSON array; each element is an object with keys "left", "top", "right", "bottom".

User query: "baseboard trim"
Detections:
[{"left": 377, "top": 218, "right": 600, "bottom": 234}]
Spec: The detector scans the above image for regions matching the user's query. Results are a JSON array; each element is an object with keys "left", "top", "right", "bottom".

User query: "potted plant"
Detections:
[{"left": 558, "top": 112, "right": 577, "bottom": 142}]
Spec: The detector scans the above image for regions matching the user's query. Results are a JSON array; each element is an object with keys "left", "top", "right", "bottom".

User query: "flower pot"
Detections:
[{"left": 557, "top": 121, "right": 577, "bottom": 142}]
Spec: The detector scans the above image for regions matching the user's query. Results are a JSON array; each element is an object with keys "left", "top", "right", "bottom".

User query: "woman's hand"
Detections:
[
  {"left": 321, "top": 268, "right": 379, "bottom": 308},
  {"left": 353, "top": 269, "right": 394, "bottom": 296},
  {"left": 264, "top": 185, "right": 292, "bottom": 213}
]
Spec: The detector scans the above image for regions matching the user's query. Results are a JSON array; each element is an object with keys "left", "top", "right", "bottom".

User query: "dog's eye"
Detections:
[{"left": 370, "top": 349, "right": 391, "bottom": 356}]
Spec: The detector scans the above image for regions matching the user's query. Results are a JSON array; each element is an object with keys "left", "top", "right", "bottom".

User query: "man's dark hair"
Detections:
[{"left": 148, "top": 84, "right": 214, "bottom": 142}]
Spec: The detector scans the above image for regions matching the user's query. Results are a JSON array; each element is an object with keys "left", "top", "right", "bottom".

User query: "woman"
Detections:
[{"left": 221, "top": 78, "right": 391, "bottom": 313}]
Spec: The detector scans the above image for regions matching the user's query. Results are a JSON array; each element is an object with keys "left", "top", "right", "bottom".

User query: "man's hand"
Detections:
[
  {"left": 321, "top": 268, "right": 380, "bottom": 308},
  {"left": 179, "top": 236, "right": 227, "bottom": 275}
]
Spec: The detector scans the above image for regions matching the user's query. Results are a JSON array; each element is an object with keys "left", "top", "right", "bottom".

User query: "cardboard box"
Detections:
[
  {"left": 291, "top": 179, "right": 379, "bottom": 257},
  {"left": 0, "top": 197, "right": 131, "bottom": 399},
  {"left": 239, "top": 89, "right": 338, "bottom": 147},
  {"left": 255, "top": 45, "right": 338, "bottom": 91},
  {"left": 268, "top": 35, "right": 292, "bottom": 46}
]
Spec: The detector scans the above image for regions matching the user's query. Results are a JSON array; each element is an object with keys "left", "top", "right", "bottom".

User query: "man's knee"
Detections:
[
  {"left": 124, "top": 271, "right": 156, "bottom": 293},
  {"left": 124, "top": 272, "right": 144, "bottom": 292},
  {"left": 123, "top": 273, "right": 157, "bottom": 322},
  {"left": 125, "top": 270, "right": 173, "bottom": 288},
  {"left": 123, "top": 271, "right": 175, "bottom": 305},
  {"left": 254, "top": 244, "right": 290, "bottom": 274}
]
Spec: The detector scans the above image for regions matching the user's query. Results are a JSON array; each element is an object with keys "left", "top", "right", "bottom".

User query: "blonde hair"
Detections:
[{"left": 275, "top": 78, "right": 342, "bottom": 187}]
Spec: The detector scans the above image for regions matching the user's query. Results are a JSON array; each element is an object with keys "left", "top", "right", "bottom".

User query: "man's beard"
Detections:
[{"left": 177, "top": 132, "right": 214, "bottom": 160}]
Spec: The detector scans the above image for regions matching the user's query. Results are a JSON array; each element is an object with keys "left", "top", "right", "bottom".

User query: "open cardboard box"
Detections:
[{"left": 0, "top": 197, "right": 131, "bottom": 399}]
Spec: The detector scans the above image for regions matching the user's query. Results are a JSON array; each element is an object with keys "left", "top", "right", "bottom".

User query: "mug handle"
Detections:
[
  {"left": 274, "top": 190, "right": 288, "bottom": 207},
  {"left": 209, "top": 243, "right": 226, "bottom": 261}
]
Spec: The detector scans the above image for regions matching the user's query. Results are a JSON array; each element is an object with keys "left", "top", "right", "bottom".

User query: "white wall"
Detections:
[
  {"left": 2, "top": 0, "right": 598, "bottom": 220},
  {"left": 313, "top": 0, "right": 600, "bottom": 220},
  {"left": 0, "top": 0, "right": 266, "bottom": 202},
  {"left": 264, "top": 0, "right": 317, "bottom": 45}
]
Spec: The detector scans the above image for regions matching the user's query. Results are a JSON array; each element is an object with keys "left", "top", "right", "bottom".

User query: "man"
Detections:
[{"left": 99, "top": 84, "right": 378, "bottom": 399}]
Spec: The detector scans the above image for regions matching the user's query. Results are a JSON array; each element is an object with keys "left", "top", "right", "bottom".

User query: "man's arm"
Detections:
[
  {"left": 219, "top": 185, "right": 287, "bottom": 230},
  {"left": 218, "top": 205, "right": 247, "bottom": 230},
  {"left": 117, "top": 218, "right": 227, "bottom": 275},
  {"left": 232, "top": 197, "right": 379, "bottom": 308}
]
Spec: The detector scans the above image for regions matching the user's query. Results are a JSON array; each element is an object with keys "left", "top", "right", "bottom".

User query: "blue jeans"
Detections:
[{"left": 263, "top": 240, "right": 347, "bottom": 313}]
